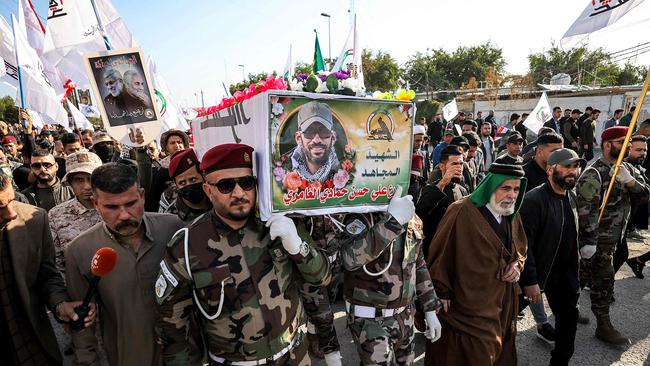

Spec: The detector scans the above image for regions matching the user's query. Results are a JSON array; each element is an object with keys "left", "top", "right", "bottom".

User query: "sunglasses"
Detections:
[
  {"left": 302, "top": 129, "right": 332, "bottom": 140},
  {"left": 31, "top": 162, "right": 54, "bottom": 170},
  {"left": 206, "top": 176, "right": 256, "bottom": 194}
]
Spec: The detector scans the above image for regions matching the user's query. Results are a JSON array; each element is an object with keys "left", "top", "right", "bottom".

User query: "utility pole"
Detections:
[
  {"left": 200, "top": 89, "right": 205, "bottom": 109},
  {"left": 321, "top": 13, "right": 331, "bottom": 67}
]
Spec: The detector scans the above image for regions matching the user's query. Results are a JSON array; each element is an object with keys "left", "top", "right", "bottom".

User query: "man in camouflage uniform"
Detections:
[
  {"left": 340, "top": 186, "right": 442, "bottom": 365},
  {"left": 298, "top": 215, "right": 344, "bottom": 365},
  {"left": 156, "top": 143, "right": 331, "bottom": 366},
  {"left": 48, "top": 151, "right": 103, "bottom": 274},
  {"left": 576, "top": 126, "right": 650, "bottom": 345},
  {"left": 159, "top": 148, "right": 212, "bottom": 224}
]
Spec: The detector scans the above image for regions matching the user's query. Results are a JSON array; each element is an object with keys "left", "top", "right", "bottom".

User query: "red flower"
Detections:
[
  {"left": 341, "top": 159, "right": 354, "bottom": 172},
  {"left": 301, "top": 179, "right": 309, "bottom": 190},
  {"left": 323, "top": 179, "right": 334, "bottom": 189},
  {"left": 282, "top": 171, "right": 302, "bottom": 191},
  {"left": 281, "top": 154, "right": 286, "bottom": 161},
  {"left": 309, "top": 181, "right": 322, "bottom": 191},
  {"left": 233, "top": 91, "right": 246, "bottom": 103}
]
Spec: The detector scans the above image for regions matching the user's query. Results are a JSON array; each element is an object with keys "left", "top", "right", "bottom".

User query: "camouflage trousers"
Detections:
[
  {"left": 208, "top": 340, "right": 310, "bottom": 366},
  {"left": 347, "top": 305, "right": 415, "bottom": 366},
  {"left": 299, "top": 257, "right": 342, "bottom": 354},
  {"left": 589, "top": 242, "right": 617, "bottom": 317}
]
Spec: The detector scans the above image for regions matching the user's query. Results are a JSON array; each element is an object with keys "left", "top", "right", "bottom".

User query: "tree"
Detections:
[
  {"left": 527, "top": 43, "right": 647, "bottom": 86},
  {"left": 361, "top": 49, "right": 402, "bottom": 92},
  {"left": 0, "top": 96, "right": 19, "bottom": 124},
  {"left": 228, "top": 71, "right": 276, "bottom": 95},
  {"left": 404, "top": 42, "right": 507, "bottom": 93},
  {"left": 415, "top": 100, "right": 441, "bottom": 123}
]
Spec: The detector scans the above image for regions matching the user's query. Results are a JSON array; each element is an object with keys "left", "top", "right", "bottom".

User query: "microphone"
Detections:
[{"left": 70, "top": 247, "right": 118, "bottom": 331}]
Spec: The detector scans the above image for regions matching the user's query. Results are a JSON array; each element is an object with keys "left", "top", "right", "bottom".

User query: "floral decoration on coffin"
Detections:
[
  {"left": 288, "top": 69, "right": 366, "bottom": 96},
  {"left": 196, "top": 75, "right": 287, "bottom": 117}
]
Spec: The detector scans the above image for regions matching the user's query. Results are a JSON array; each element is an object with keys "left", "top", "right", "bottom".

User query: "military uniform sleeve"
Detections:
[
  {"left": 415, "top": 242, "right": 441, "bottom": 313},
  {"left": 37, "top": 210, "right": 68, "bottom": 310},
  {"left": 575, "top": 168, "right": 601, "bottom": 247},
  {"left": 48, "top": 211, "right": 65, "bottom": 274},
  {"left": 65, "top": 243, "right": 100, "bottom": 366},
  {"left": 287, "top": 219, "right": 331, "bottom": 287},
  {"left": 155, "top": 230, "right": 195, "bottom": 366},
  {"left": 340, "top": 213, "right": 405, "bottom": 272}
]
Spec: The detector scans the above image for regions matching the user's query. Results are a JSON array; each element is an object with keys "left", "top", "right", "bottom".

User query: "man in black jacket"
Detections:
[
  {"left": 519, "top": 148, "right": 584, "bottom": 366},
  {"left": 543, "top": 107, "right": 563, "bottom": 133}
]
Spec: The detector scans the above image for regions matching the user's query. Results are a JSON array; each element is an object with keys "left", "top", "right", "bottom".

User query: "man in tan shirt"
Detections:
[{"left": 66, "top": 162, "right": 185, "bottom": 366}]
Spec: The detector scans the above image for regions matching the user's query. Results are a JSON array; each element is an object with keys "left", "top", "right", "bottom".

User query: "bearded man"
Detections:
[
  {"left": 290, "top": 101, "right": 340, "bottom": 182},
  {"left": 123, "top": 69, "right": 152, "bottom": 108},
  {"left": 519, "top": 149, "right": 584, "bottom": 366},
  {"left": 426, "top": 163, "right": 528, "bottom": 366}
]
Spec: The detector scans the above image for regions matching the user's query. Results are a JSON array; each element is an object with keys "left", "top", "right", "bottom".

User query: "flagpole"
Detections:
[
  {"left": 598, "top": 66, "right": 650, "bottom": 223},
  {"left": 89, "top": 0, "right": 112, "bottom": 51},
  {"left": 10, "top": 15, "right": 27, "bottom": 128}
]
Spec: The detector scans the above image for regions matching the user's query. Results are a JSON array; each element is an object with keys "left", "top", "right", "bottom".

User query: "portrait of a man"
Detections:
[{"left": 289, "top": 101, "right": 340, "bottom": 182}]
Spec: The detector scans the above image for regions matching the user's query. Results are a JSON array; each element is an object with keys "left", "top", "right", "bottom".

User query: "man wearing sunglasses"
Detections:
[
  {"left": 21, "top": 149, "right": 74, "bottom": 212},
  {"left": 576, "top": 126, "right": 650, "bottom": 346},
  {"left": 290, "top": 101, "right": 340, "bottom": 182},
  {"left": 157, "top": 143, "right": 331, "bottom": 366}
]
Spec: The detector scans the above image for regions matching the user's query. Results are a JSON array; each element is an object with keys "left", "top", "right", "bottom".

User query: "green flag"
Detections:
[{"left": 313, "top": 32, "right": 325, "bottom": 73}]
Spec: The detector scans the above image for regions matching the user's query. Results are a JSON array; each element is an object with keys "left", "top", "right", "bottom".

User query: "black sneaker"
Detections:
[
  {"left": 536, "top": 323, "right": 556, "bottom": 345},
  {"left": 627, "top": 258, "right": 645, "bottom": 279}
]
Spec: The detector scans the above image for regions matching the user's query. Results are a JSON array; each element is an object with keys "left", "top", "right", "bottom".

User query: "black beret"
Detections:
[{"left": 488, "top": 162, "right": 525, "bottom": 177}]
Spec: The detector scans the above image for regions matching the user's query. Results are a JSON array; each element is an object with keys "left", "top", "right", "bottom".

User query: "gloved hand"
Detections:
[
  {"left": 580, "top": 245, "right": 597, "bottom": 259},
  {"left": 424, "top": 311, "right": 442, "bottom": 342},
  {"left": 266, "top": 214, "right": 301, "bottom": 255},
  {"left": 611, "top": 165, "right": 635, "bottom": 185},
  {"left": 387, "top": 186, "right": 415, "bottom": 225}
]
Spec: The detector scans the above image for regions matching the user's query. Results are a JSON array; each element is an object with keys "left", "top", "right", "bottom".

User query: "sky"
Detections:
[{"left": 1, "top": 0, "right": 649, "bottom": 107}]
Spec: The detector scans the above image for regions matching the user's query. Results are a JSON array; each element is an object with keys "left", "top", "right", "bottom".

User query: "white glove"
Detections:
[
  {"left": 387, "top": 186, "right": 415, "bottom": 225},
  {"left": 266, "top": 214, "right": 301, "bottom": 255},
  {"left": 424, "top": 311, "right": 442, "bottom": 342},
  {"left": 580, "top": 245, "right": 597, "bottom": 259},
  {"left": 323, "top": 351, "right": 343, "bottom": 366},
  {"left": 612, "top": 165, "right": 635, "bottom": 185}
]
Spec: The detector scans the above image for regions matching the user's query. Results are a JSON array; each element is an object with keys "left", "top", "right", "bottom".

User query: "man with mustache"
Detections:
[
  {"left": 426, "top": 162, "right": 528, "bottom": 366},
  {"left": 576, "top": 126, "right": 650, "bottom": 345},
  {"left": 123, "top": 69, "right": 152, "bottom": 108},
  {"left": 157, "top": 144, "right": 331, "bottom": 366},
  {"left": 290, "top": 101, "right": 340, "bottom": 182},
  {"left": 519, "top": 149, "right": 584, "bottom": 366},
  {"left": 21, "top": 149, "right": 74, "bottom": 212},
  {"left": 102, "top": 68, "right": 153, "bottom": 126},
  {"left": 65, "top": 163, "right": 186, "bottom": 365}
]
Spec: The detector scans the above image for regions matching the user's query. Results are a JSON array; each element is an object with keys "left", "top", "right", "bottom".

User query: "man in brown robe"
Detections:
[{"left": 425, "top": 162, "right": 528, "bottom": 366}]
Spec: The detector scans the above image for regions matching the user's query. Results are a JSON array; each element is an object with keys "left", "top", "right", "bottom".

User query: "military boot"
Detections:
[
  {"left": 307, "top": 332, "right": 324, "bottom": 359},
  {"left": 595, "top": 315, "right": 631, "bottom": 346}
]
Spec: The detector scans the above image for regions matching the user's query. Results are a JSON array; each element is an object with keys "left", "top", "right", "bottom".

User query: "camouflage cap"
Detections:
[
  {"left": 64, "top": 151, "right": 102, "bottom": 182},
  {"left": 297, "top": 101, "right": 333, "bottom": 132},
  {"left": 91, "top": 131, "right": 113, "bottom": 147}
]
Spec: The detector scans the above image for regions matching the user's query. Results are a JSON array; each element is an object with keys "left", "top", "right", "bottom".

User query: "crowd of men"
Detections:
[{"left": 1, "top": 102, "right": 649, "bottom": 366}]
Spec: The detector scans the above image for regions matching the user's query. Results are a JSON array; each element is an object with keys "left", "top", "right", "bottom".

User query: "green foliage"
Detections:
[
  {"left": 0, "top": 96, "right": 19, "bottom": 124},
  {"left": 527, "top": 43, "right": 647, "bottom": 86},
  {"left": 228, "top": 71, "right": 277, "bottom": 95},
  {"left": 361, "top": 49, "right": 402, "bottom": 92},
  {"left": 415, "top": 100, "right": 441, "bottom": 122},
  {"left": 404, "top": 42, "right": 506, "bottom": 92}
]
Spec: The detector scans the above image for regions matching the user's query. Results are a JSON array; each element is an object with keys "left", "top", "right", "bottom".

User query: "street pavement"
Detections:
[{"left": 55, "top": 234, "right": 650, "bottom": 366}]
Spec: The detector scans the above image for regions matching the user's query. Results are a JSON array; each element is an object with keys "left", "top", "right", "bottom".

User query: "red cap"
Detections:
[
  {"left": 2, "top": 135, "right": 16, "bottom": 144},
  {"left": 200, "top": 143, "right": 254, "bottom": 173},
  {"left": 169, "top": 149, "right": 199, "bottom": 178},
  {"left": 601, "top": 126, "right": 628, "bottom": 142},
  {"left": 411, "top": 154, "right": 423, "bottom": 176}
]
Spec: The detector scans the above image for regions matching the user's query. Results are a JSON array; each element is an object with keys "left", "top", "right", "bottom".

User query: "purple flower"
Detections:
[
  {"left": 273, "top": 166, "right": 287, "bottom": 182},
  {"left": 296, "top": 73, "right": 309, "bottom": 81},
  {"left": 332, "top": 71, "right": 349, "bottom": 80},
  {"left": 333, "top": 169, "right": 349, "bottom": 189},
  {"left": 317, "top": 74, "right": 328, "bottom": 82}
]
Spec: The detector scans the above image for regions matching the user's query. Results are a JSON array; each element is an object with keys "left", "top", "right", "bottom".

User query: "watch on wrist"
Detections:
[{"left": 298, "top": 241, "right": 309, "bottom": 257}]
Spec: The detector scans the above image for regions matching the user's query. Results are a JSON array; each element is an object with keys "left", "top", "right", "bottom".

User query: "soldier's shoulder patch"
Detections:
[
  {"left": 577, "top": 176, "right": 600, "bottom": 200},
  {"left": 155, "top": 274, "right": 167, "bottom": 298},
  {"left": 160, "top": 260, "right": 179, "bottom": 287},
  {"left": 346, "top": 219, "right": 366, "bottom": 236}
]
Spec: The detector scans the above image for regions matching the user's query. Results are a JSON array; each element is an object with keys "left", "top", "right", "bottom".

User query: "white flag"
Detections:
[
  {"left": 282, "top": 45, "right": 293, "bottom": 79},
  {"left": 18, "top": 0, "right": 45, "bottom": 54},
  {"left": 78, "top": 103, "right": 100, "bottom": 118},
  {"left": 148, "top": 58, "right": 190, "bottom": 132},
  {"left": 67, "top": 100, "right": 94, "bottom": 131},
  {"left": 561, "top": 0, "right": 645, "bottom": 48},
  {"left": 331, "top": 15, "right": 363, "bottom": 83},
  {"left": 442, "top": 99, "right": 459, "bottom": 121},
  {"left": 523, "top": 92, "right": 552, "bottom": 134},
  {"left": 0, "top": 57, "right": 5, "bottom": 78},
  {"left": 11, "top": 14, "right": 67, "bottom": 125},
  {"left": 43, "top": 0, "right": 137, "bottom": 88}
]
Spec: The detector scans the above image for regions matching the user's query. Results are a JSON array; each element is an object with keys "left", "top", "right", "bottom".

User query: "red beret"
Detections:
[
  {"left": 1, "top": 135, "right": 16, "bottom": 144},
  {"left": 200, "top": 144, "right": 254, "bottom": 173},
  {"left": 169, "top": 149, "right": 199, "bottom": 178},
  {"left": 601, "top": 126, "right": 628, "bottom": 142},
  {"left": 411, "top": 154, "right": 424, "bottom": 176}
]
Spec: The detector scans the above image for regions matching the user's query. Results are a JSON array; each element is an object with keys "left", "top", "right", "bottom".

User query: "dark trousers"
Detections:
[
  {"left": 546, "top": 282, "right": 579, "bottom": 366},
  {"left": 580, "top": 145, "right": 594, "bottom": 161},
  {"left": 613, "top": 236, "right": 629, "bottom": 274}
]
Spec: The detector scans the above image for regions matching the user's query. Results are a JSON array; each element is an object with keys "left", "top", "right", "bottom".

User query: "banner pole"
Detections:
[
  {"left": 598, "top": 66, "right": 650, "bottom": 223},
  {"left": 89, "top": 0, "right": 112, "bottom": 51},
  {"left": 10, "top": 15, "right": 27, "bottom": 128}
]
